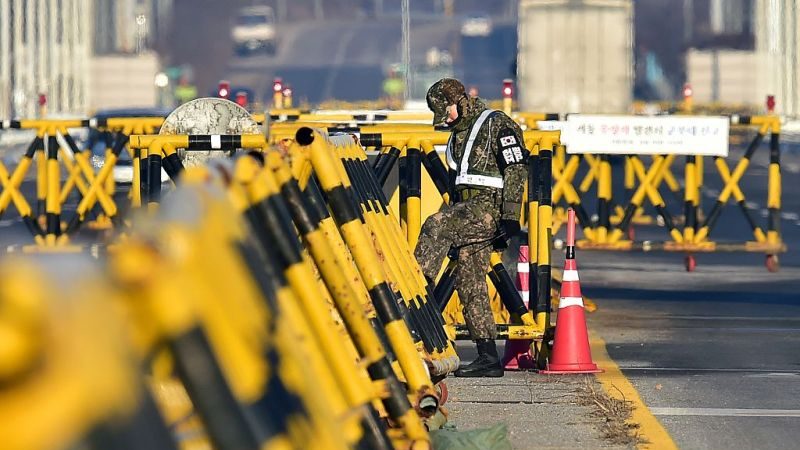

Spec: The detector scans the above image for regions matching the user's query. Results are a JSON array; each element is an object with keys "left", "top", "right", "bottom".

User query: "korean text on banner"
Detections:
[{"left": 563, "top": 115, "right": 729, "bottom": 157}]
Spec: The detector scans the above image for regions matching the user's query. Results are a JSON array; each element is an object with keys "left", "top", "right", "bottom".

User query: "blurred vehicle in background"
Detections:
[
  {"left": 232, "top": 5, "right": 278, "bottom": 56},
  {"left": 460, "top": 13, "right": 493, "bottom": 37},
  {"left": 87, "top": 108, "right": 171, "bottom": 185}
]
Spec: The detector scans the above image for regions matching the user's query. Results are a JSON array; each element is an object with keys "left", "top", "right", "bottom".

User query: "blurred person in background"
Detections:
[
  {"left": 174, "top": 75, "right": 198, "bottom": 105},
  {"left": 382, "top": 67, "right": 405, "bottom": 109}
]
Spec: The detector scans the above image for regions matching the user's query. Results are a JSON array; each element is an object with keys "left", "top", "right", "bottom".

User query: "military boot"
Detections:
[{"left": 455, "top": 339, "right": 504, "bottom": 377}]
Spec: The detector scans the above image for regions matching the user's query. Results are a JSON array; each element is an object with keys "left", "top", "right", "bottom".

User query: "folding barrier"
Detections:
[
  {"left": 0, "top": 117, "right": 164, "bottom": 248},
  {"left": 318, "top": 128, "right": 564, "bottom": 369},
  {"left": 0, "top": 147, "right": 449, "bottom": 449},
  {"left": 546, "top": 114, "right": 786, "bottom": 271},
  {"left": 0, "top": 256, "right": 177, "bottom": 450},
  {"left": 0, "top": 117, "right": 574, "bottom": 446}
]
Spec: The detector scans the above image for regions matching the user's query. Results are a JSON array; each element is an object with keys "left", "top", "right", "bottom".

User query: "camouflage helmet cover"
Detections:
[{"left": 426, "top": 78, "right": 466, "bottom": 125}]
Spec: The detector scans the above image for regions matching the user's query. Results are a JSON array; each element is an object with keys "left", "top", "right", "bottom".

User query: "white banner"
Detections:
[{"left": 562, "top": 115, "right": 729, "bottom": 157}]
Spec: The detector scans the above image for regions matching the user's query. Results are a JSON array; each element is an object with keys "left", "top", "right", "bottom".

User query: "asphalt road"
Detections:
[
  {"left": 571, "top": 140, "right": 800, "bottom": 449},
  {"left": 225, "top": 16, "right": 517, "bottom": 103}
]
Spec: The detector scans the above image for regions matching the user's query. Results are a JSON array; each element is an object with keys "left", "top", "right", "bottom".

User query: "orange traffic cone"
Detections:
[
  {"left": 502, "top": 245, "right": 535, "bottom": 370},
  {"left": 540, "top": 208, "right": 602, "bottom": 374}
]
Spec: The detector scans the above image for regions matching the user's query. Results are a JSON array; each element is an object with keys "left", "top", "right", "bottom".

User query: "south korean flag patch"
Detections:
[{"left": 496, "top": 128, "right": 528, "bottom": 171}]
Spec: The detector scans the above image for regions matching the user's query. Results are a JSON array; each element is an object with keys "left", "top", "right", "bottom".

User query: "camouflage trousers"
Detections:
[{"left": 414, "top": 191, "right": 502, "bottom": 340}]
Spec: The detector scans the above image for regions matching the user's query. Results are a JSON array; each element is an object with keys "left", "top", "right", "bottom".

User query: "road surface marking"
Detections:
[
  {"left": 782, "top": 212, "right": 800, "bottom": 221},
  {"left": 650, "top": 407, "right": 800, "bottom": 417},
  {"left": 744, "top": 372, "right": 800, "bottom": 378},
  {"left": 619, "top": 367, "right": 800, "bottom": 374},
  {"left": 650, "top": 315, "right": 800, "bottom": 322},
  {"left": 591, "top": 336, "right": 678, "bottom": 450}
]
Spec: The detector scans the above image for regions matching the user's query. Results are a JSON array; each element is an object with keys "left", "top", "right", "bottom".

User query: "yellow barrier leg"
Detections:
[
  {"left": 596, "top": 155, "right": 612, "bottom": 244},
  {"left": 45, "top": 134, "right": 61, "bottom": 246},
  {"left": 684, "top": 155, "right": 698, "bottom": 242},
  {"left": 526, "top": 145, "right": 540, "bottom": 330},
  {"left": 406, "top": 145, "right": 422, "bottom": 249},
  {"left": 767, "top": 129, "right": 782, "bottom": 248},
  {"left": 535, "top": 145, "right": 553, "bottom": 365}
]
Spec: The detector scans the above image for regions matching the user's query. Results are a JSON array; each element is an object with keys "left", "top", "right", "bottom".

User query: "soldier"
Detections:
[{"left": 415, "top": 78, "right": 529, "bottom": 377}]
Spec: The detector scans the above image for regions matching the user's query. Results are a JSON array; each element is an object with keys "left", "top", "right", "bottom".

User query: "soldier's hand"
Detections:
[
  {"left": 500, "top": 218, "right": 521, "bottom": 238},
  {"left": 493, "top": 219, "right": 520, "bottom": 249}
]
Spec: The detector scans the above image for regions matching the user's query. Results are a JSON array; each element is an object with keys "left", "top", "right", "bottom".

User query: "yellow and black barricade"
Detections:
[{"left": 539, "top": 114, "right": 786, "bottom": 272}]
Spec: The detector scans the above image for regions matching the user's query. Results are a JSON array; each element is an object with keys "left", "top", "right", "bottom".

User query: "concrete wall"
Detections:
[
  {"left": 686, "top": 49, "right": 760, "bottom": 106},
  {"left": 517, "top": 0, "right": 634, "bottom": 113},
  {"left": 88, "top": 53, "right": 160, "bottom": 111}
]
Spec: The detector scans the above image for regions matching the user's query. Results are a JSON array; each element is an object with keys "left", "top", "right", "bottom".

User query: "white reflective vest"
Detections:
[{"left": 445, "top": 109, "right": 504, "bottom": 189}]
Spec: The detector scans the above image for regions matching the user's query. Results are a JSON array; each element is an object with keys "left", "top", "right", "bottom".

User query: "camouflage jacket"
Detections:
[{"left": 447, "top": 98, "right": 528, "bottom": 221}]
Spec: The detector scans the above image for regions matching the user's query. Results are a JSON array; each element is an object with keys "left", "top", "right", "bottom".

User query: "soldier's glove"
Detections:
[
  {"left": 492, "top": 219, "right": 520, "bottom": 250},
  {"left": 499, "top": 219, "right": 521, "bottom": 238}
]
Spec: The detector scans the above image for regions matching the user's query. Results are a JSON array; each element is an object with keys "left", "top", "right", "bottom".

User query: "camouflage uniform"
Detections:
[{"left": 415, "top": 79, "right": 528, "bottom": 340}]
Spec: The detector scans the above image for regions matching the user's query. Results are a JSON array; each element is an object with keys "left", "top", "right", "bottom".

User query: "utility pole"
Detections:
[
  {"left": 444, "top": 0, "right": 454, "bottom": 17},
  {"left": 313, "top": 0, "right": 323, "bottom": 20},
  {"left": 401, "top": 0, "right": 410, "bottom": 101},
  {"left": 276, "top": 0, "right": 286, "bottom": 22}
]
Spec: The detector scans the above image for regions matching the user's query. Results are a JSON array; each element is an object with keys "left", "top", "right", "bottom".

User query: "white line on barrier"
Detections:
[
  {"left": 650, "top": 407, "right": 800, "bottom": 417},
  {"left": 89, "top": 118, "right": 98, "bottom": 128},
  {"left": 211, "top": 135, "right": 221, "bottom": 149}
]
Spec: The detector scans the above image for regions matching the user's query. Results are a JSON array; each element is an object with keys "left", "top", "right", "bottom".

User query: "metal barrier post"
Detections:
[
  {"left": 44, "top": 132, "right": 61, "bottom": 245},
  {"left": 536, "top": 144, "right": 553, "bottom": 330},
  {"left": 420, "top": 140, "right": 451, "bottom": 205},
  {"left": 767, "top": 122, "right": 782, "bottom": 246},
  {"left": 406, "top": 141, "right": 422, "bottom": 248},
  {"left": 525, "top": 138, "right": 539, "bottom": 320},
  {"left": 684, "top": 155, "right": 699, "bottom": 243},
  {"left": 36, "top": 130, "right": 47, "bottom": 220},
  {"left": 596, "top": 155, "right": 612, "bottom": 244},
  {"left": 399, "top": 145, "right": 408, "bottom": 236}
]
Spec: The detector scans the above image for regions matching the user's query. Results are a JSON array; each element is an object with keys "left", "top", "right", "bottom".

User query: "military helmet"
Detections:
[{"left": 426, "top": 78, "right": 466, "bottom": 126}]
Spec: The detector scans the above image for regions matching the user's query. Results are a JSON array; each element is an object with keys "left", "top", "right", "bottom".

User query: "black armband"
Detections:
[{"left": 495, "top": 128, "right": 529, "bottom": 171}]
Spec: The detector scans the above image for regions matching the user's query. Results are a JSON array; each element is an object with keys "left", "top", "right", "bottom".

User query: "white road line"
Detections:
[
  {"left": 644, "top": 315, "right": 800, "bottom": 322},
  {"left": 620, "top": 367, "right": 800, "bottom": 374},
  {"left": 650, "top": 407, "right": 800, "bottom": 417},
  {"left": 744, "top": 373, "right": 800, "bottom": 378},
  {"left": 781, "top": 212, "right": 800, "bottom": 221},
  {"left": 785, "top": 163, "right": 800, "bottom": 174}
]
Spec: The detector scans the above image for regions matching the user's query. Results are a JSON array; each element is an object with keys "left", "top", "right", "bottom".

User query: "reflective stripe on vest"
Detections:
[
  {"left": 455, "top": 109, "right": 503, "bottom": 188},
  {"left": 445, "top": 133, "right": 457, "bottom": 170}
]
